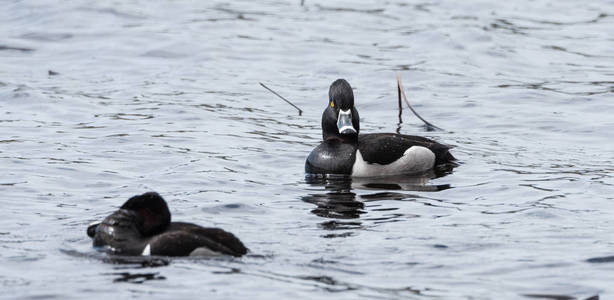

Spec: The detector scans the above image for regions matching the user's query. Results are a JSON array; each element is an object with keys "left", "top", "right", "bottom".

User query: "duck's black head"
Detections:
[
  {"left": 120, "top": 192, "right": 171, "bottom": 236},
  {"left": 322, "top": 79, "right": 360, "bottom": 142},
  {"left": 87, "top": 192, "right": 172, "bottom": 254}
]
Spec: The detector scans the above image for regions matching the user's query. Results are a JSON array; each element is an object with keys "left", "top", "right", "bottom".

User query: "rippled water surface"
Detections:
[{"left": 1, "top": 1, "right": 614, "bottom": 299}]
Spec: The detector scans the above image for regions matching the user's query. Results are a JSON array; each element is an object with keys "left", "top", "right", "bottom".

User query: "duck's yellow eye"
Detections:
[{"left": 330, "top": 101, "right": 335, "bottom": 108}]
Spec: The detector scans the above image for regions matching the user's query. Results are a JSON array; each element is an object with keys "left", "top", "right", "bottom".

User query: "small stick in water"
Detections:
[
  {"left": 397, "top": 80, "right": 403, "bottom": 124},
  {"left": 396, "top": 79, "right": 403, "bottom": 133},
  {"left": 396, "top": 73, "right": 443, "bottom": 131},
  {"left": 259, "top": 82, "right": 303, "bottom": 116}
]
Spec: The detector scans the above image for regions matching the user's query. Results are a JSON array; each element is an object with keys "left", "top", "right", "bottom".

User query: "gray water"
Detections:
[{"left": 1, "top": 0, "right": 613, "bottom": 299}]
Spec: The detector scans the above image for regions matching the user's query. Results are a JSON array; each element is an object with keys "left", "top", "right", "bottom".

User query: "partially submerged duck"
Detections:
[
  {"left": 87, "top": 192, "right": 247, "bottom": 257},
  {"left": 305, "top": 79, "right": 455, "bottom": 177}
]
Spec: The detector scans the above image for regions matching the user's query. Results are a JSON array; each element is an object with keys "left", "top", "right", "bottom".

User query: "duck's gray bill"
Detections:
[{"left": 337, "top": 109, "right": 356, "bottom": 135}]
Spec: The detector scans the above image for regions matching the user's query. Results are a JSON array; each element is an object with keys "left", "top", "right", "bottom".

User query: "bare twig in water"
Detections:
[
  {"left": 397, "top": 80, "right": 403, "bottom": 124},
  {"left": 396, "top": 73, "right": 443, "bottom": 131},
  {"left": 259, "top": 82, "right": 303, "bottom": 116},
  {"left": 396, "top": 79, "right": 403, "bottom": 134}
]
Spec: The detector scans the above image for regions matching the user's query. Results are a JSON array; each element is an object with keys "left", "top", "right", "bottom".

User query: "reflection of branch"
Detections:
[
  {"left": 259, "top": 82, "right": 303, "bottom": 116},
  {"left": 396, "top": 73, "right": 443, "bottom": 131}
]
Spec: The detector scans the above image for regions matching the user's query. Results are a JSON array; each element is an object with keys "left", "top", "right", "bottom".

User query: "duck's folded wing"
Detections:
[
  {"left": 358, "top": 133, "right": 454, "bottom": 165},
  {"left": 149, "top": 226, "right": 247, "bottom": 257}
]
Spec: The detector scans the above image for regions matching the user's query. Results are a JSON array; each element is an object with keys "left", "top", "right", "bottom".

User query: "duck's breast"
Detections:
[
  {"left": 92, "top": 210, "right": 147, "bottom": 255},
  {"left": 305, "top": 140, "right": 357, "bottom": 175}
]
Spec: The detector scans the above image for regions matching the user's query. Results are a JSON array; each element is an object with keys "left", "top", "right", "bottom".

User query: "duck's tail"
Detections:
[{"left": 431, "top": 144, "right": 456, "bottom": 166}]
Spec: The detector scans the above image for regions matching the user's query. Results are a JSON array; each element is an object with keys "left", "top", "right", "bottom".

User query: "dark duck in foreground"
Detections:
[
  {"left": 87, "top": 192, "right": 247, "bottom": 257},
  {"left": 305, "top": 79, "right": 456, "bottom": 177}
]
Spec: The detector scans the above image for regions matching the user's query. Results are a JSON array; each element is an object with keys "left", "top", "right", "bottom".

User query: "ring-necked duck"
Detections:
[
  {"left": 87, "top": 192, "right": 247, "bottom": 257},
  {"left": 305, "top": 79, "right": 455, "bottom": 177}
]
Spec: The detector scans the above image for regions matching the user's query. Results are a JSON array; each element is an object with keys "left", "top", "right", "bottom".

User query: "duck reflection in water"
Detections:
[
  {"left": 302, "top": 181, "right": 364, "bottom": 220},
  {"left": 303, "top": 169, "right": 454, "bottom": 237},
  {"left": 302, "top": 176, "right": 364, "bottom": 237}
]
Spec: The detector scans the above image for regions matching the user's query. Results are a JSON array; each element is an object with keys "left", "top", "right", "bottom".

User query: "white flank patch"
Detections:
[
  {"left": 141, "top": 244, "right": 151, "bottom": 256},
  {"left": 351, "top": 146, "right": 435, "bottom": 177},
  {"left": 189, "top": 247, "right": 222, "bottom": 256}
]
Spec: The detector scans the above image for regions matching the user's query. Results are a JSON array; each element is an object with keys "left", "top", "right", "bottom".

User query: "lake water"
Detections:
[{"left": 1, "top": 0, "right": 613, "bottom": 299}]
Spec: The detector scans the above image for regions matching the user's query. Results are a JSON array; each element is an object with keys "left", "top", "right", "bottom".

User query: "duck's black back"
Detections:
[
  {"left": 358, "top": 133, "right": 455, "bottom": 166},
  {"left": 148, "top": 222, "right": 248, "bottom": 257}
]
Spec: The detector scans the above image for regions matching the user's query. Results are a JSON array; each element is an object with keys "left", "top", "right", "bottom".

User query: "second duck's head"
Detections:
[
  {"left": 87, "top": 192, "right": 171, "bottom": 255},
  {"left": 322, "top": 79, "right": 360, "bottom": 142}
]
